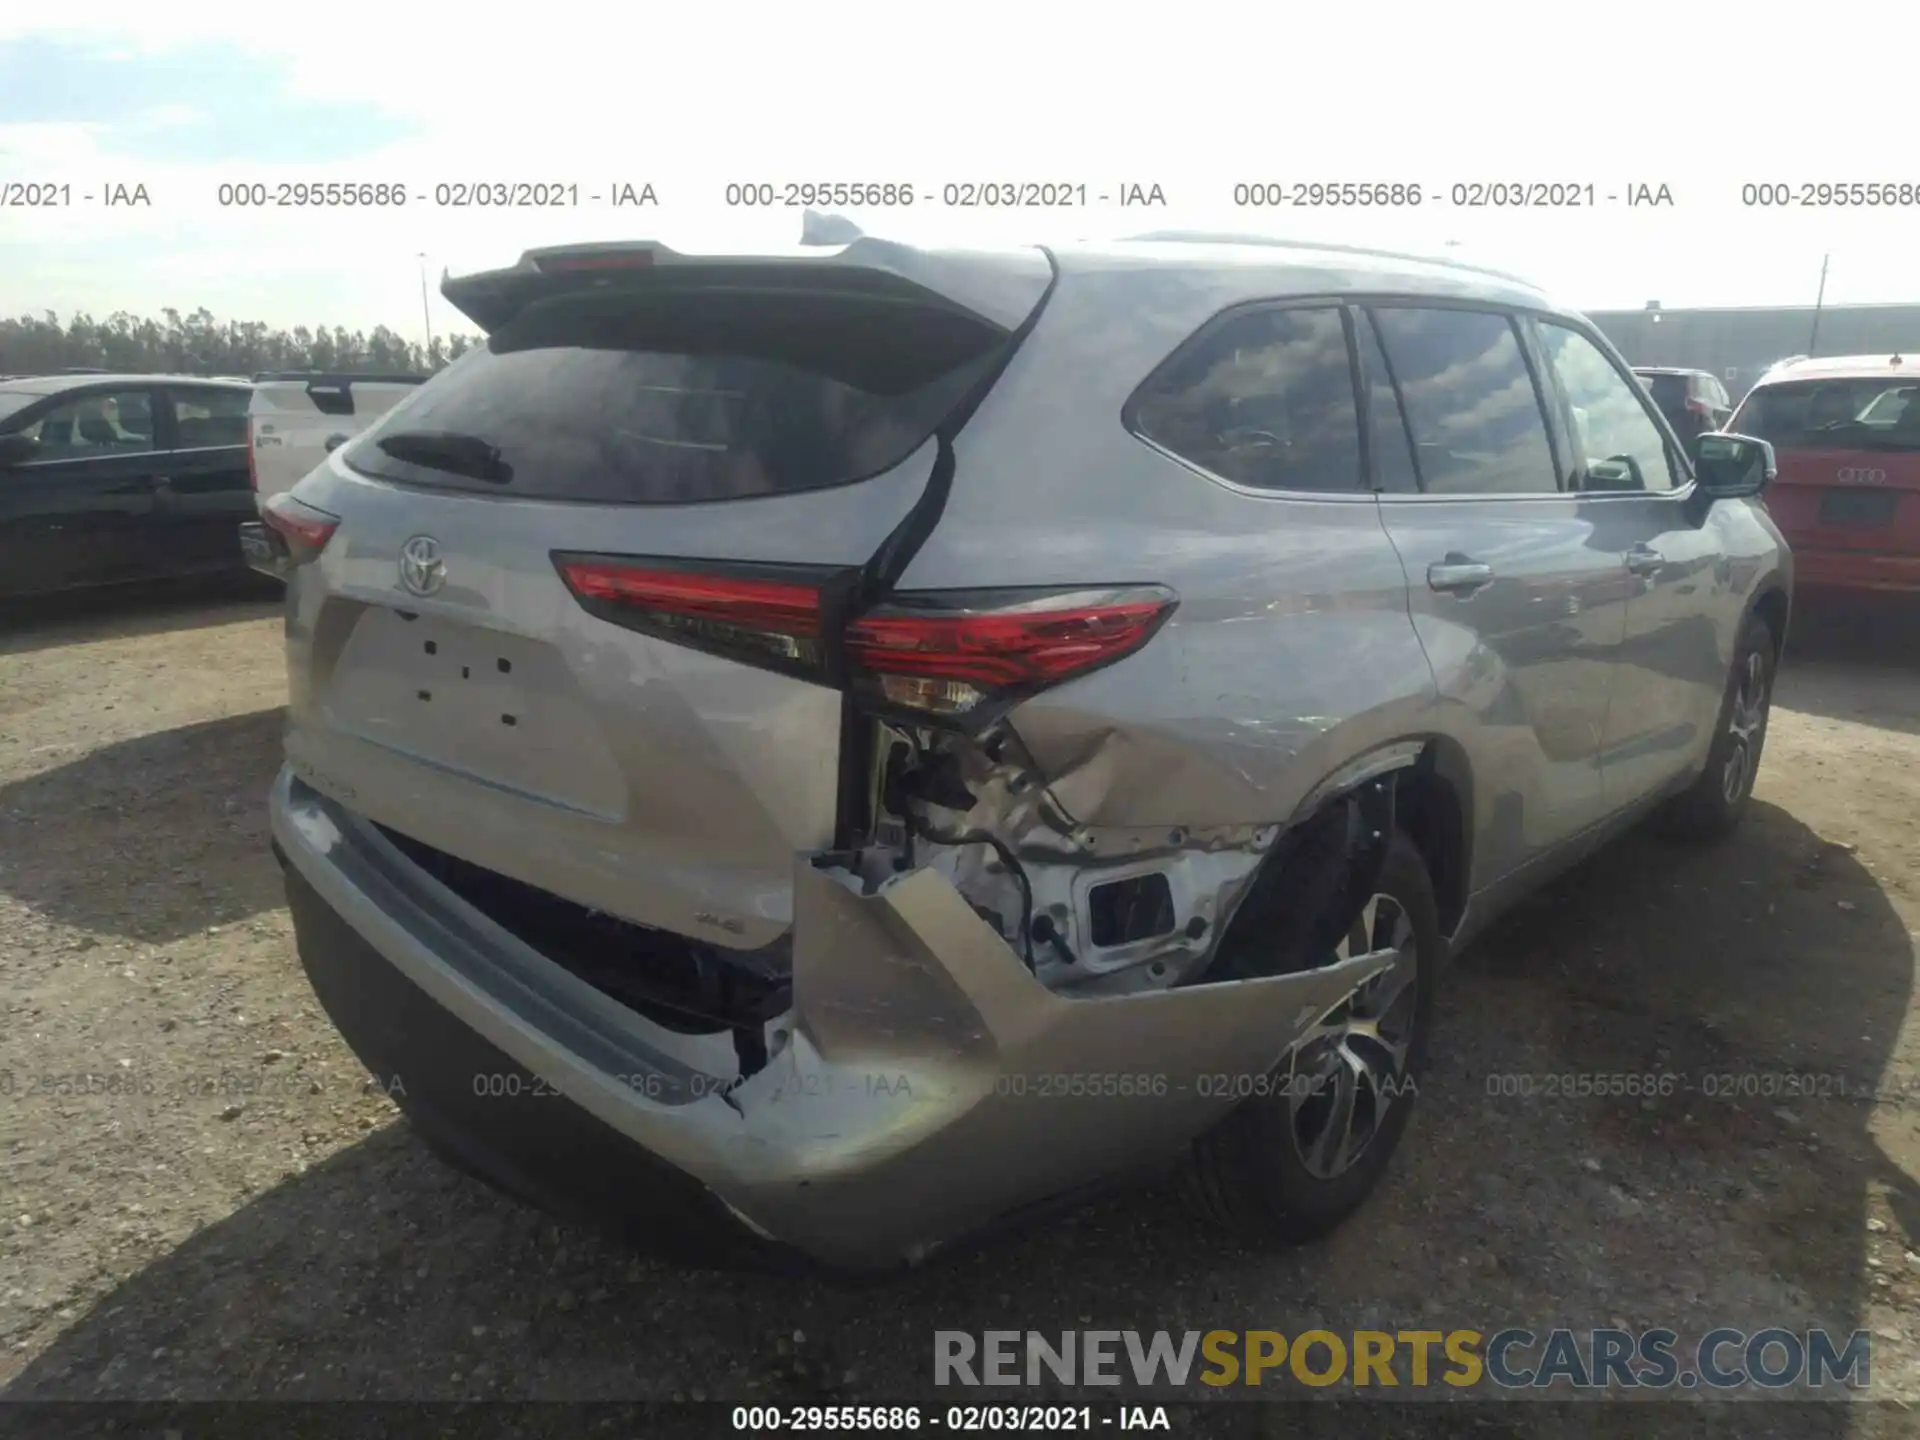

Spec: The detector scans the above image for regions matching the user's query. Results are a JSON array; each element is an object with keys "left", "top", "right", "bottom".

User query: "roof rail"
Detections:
[
  {"left": 1117, "top": 231, "right": 1539, "bottom": 287},
  {"left": 251, "top": 370, "right": 428, "bottom": 384}
]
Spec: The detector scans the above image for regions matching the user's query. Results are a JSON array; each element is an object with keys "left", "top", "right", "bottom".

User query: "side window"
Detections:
[
  {"left": 1131, "top": 305, "right": 1363, "bottom": 493},
  {"left": 1368, "top": 308, "right": 1559, "bottom": 496},
  {"left": 1536, "top": 323, "right": 1678, "bottom": 494},
  {"left": 169, "top": 388, "right": 251, "bottom": 449},
  {"left": 1356, "top": 312, "right": 1421, "bottom": 494},
  {"left": 14, "top": 391, "right": 155, "bottom": 460}
]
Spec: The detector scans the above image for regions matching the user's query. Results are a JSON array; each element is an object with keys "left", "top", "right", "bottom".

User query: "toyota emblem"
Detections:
[
  {"left": 1836, "top": 468, "right": 1887, "bottom": 484},
  {"left": 398, "top": 535, "right": 446, "bottom": 597}
]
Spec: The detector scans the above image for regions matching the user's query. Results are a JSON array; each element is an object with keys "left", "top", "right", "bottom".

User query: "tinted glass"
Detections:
[
  {"left": 169, "top": 387, "right": 250, "bottom": 449},
  {"left": 1539, "top": 324, "right": 1678, "bottom": 493},
  {"left": 14, "top": 390, "right": 155, "bottom": 459},
  {"left": 1132, "top": 306, "right": 1362, "bottom": 493},
  {"left": 1357, "top": 312, "right": 1421, "bottom": 494},
  {"left": 1369, "top": 308, "right": 1558, "bottom": 495},
  {"left": 1644, "top": 373, "right": 1689, "bottom": 405},
  {"left": 344, "top": 290, "right": 1007, "bottom": 503},
  {"left": 1732, "top": 378, "right": 1920, "bottom": 454}
]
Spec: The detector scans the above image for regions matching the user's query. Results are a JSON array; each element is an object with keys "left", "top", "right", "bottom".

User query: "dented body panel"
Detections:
[{"left": 273, "top": 770, "right": 1389, "bottom": 1269}]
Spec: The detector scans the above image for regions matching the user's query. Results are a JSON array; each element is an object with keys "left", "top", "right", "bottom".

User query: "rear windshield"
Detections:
[
  {"left": 342, "top": 289, "right": 1008, "bottom": 503},
  {"left": 1731, "top": 377, "right": 1920, "bottom": 453},
  {"left": 1642, "top": 373, "right": 1689, "bottom": 404}
]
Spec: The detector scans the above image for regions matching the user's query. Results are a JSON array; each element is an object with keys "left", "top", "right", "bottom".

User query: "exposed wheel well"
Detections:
[
  {"left": 1752, "top": 586, "right": 1790, "bottom": 656},
  {"left": 1395, "top": 767, "right": 1468, "bottom": 940},
  {"left": 1206, "top": 747, "right": 1472, "bottom": 981}
]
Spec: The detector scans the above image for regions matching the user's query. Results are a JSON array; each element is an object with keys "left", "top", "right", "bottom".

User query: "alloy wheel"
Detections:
[
  {"left": 1722, "top": 648, "right": 1770, "bottom": 804},
  {"left": 1286, "top": 895, "right": 1420, "bottom": 1180}
]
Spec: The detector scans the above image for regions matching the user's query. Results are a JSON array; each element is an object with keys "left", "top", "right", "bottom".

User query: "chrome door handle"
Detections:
[
  {"left": 1427, "top": 559, "right": 1495, "bottom": 594},
  {"left": 1625, "top": 545, "right": 1665, "bottom": 576}
]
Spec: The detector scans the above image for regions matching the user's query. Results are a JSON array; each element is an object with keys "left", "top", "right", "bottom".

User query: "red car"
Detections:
[{"left": 1726, "top": 354, "right": 1920, "bottom": 597}]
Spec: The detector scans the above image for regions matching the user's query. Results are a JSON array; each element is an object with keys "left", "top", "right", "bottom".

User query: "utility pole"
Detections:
[
  {"left": 1808, "top": 253, "right": 1830, "bottom": 356},
  {"left": 418, "top": 253, "right": 437, "bottom": 366}
]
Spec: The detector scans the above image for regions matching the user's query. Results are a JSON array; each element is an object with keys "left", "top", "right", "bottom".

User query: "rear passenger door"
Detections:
[
  {"left": 0, "top": 387, "right": 164, "bottom": 594},
  {"left": 1531, "top": 320, "right": 1728, "bottom": 808},
  {"left": 154, "top": 384, "right": 254, "bottom": 574},
  {"left": 1363, "top": 303, "right": 1631, "bottom": 887}
]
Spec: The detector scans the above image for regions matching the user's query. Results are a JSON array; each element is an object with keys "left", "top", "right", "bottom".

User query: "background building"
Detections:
[{"left": 1586, "top": 303, "right": 1920, "bottom": 404}]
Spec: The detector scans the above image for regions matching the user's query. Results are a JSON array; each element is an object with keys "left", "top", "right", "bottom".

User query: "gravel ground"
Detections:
[{"left": 2, "top": 581, "right": 1919, "bottom": 1436}]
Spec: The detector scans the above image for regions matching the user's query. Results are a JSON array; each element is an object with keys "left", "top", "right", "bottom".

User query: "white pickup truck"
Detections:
[{"left": 247, "top": 371, "right": 426, "bottom": 510}]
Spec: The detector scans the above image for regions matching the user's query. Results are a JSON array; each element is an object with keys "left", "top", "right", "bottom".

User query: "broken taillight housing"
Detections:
[
  {"left": 260, "top": 492, "right": 340, "bottom": 559},
  {"left": 844, "top": 588, "right": 1178, "bottom": 717},
  {"left": 552, "top": 556, "right": 1176, "bottom": 720}
]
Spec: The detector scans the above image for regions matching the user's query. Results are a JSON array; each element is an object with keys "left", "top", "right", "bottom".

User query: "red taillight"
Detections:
[
  {"left": 558, "top": 562, "right": 822, "bottom": 635},
  {"left": 845, "top": 593, "right": 1176, "bottom": 717},
  {"left": 261, "top": 492, "right": 340, "bottom": 556},
  {"left": 554, "top": 555, "right": 1176, "bottom": 722},
  {"left": 555, "top": 557, "right": 833, "bottom": 677},
  {"left": 246, "top": 415, "right": 260, "bottom": 492},
  {"left": 537, "top": 250, "right": 656, "bottom": 274}
]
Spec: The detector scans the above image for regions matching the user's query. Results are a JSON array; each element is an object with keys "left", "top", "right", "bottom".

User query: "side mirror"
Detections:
[
  {"left": 1585, "top": 455, "right": 1647, "bottom": 493},
  {"left": 1694, "top": 432, "right": 1775, "bottom": 500},
  {"left": 0, "top": 431, "right": 40, "bottom": 468}
]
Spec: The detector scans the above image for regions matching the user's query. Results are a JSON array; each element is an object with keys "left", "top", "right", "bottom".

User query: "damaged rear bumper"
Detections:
[{"left": 271, "top": 765, "right": 1392, "bottom": 1272}]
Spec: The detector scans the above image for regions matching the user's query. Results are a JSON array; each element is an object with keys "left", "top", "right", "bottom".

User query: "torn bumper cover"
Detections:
[{"left": 271, "top": 766, "right": 1391, "bottom": 1271}]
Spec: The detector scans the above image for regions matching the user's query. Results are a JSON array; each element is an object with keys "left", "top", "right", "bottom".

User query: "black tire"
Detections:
[
  {"left": 1182, "top": 829, "right": 1440, "bottom": 1246},
  {"left": 1658, "top": 613, "right": 1776, "bottom": 841}
]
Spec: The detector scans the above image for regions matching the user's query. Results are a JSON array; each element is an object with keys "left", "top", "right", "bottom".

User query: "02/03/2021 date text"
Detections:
[
  {"left": 1231, "top": 181, "right": 1676, "bottom": 209},
  {"left": 211, "top": 181, "right": 660, "bottom": 208},
  {"left": 722, "top": 181, "right": 1168, "bottom": 209}
]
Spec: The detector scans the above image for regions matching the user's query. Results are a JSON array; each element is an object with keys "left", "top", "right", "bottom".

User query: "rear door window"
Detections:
[
  {"left": 168, "top": 387, "right": 251, "bottom": 449},
  {"left": 343, "top": 289, "right": 1011, "bottom": 503},
  {"left": 1368, "top": 307, "right": 1560, "bottom": 495},
  {"left": 1537, "top": 323, "right": 1679, "bottom": 493},
  {"left": 1130, "top": 305, "right": 1363, "bottom": 493},
  {"left": 13, "top": 390, "right": 156, "bottom": 460},
  {"left": 1644, "top": 373, "right": 1689, "bottom": 408}
]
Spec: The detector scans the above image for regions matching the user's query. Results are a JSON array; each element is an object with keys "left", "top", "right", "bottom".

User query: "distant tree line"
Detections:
[{"left": 0, "top": 308, "right": 485, "bottom": 377}]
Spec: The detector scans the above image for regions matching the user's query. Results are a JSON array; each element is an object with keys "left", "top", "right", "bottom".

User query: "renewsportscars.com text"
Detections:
[{"left": 934, "top": 1327, "right": 1872, "bottom": 1391}]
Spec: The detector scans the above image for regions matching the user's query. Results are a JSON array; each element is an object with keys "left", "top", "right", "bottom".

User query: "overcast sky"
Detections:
[{"left": 2, "top": 2, "right": 1915, "bottom": 340}]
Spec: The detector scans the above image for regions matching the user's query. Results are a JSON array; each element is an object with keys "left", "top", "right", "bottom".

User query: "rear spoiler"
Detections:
[{"left": 440, "top": 229, "right": 1054, "bottom": 336}]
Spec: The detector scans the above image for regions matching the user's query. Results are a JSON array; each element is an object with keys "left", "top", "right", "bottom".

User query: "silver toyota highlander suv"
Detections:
[{"left": 252, "top": 228, "right": 1792, "bottom": 1273}]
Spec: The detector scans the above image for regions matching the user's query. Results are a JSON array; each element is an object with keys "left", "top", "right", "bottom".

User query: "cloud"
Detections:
[
  {"left": 0, "top": 3, "right": 1912, "bottom": 328},
  {"left": 0, "top": 35, "right": 417, "bottom": 163}
]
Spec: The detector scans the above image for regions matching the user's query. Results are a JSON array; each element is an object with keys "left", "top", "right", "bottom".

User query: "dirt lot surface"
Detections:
[{"left": 3, "top": 581, "right": 1920, "bottom": 1435}]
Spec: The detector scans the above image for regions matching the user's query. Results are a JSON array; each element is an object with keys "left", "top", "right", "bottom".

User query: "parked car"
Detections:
[
  {"left": 1724, "top": 353, "right": 1919, "bottom": 598},
  {"left": 259, "top": 232, "right": 1791, "bottom": 1273},
  {"left": 246, "top": 371, "right": 426, "bottom": 514},
  {"left": 1633, "top": 367, "right": 1733, "bottom": 458},
  {"left": 0, "top": 373, "right": 257, "bottom": 598}
]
